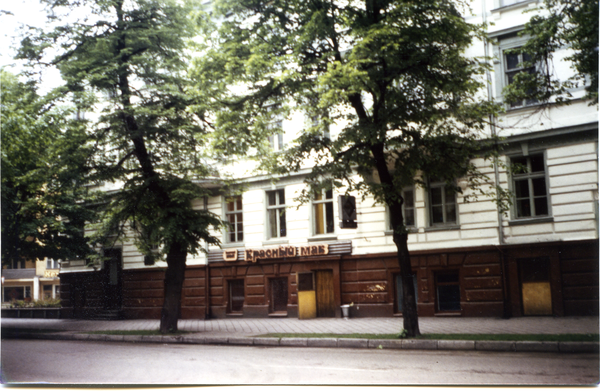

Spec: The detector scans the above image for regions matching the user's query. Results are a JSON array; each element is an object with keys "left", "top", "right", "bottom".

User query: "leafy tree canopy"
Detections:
[
  {"left": 1, "top": 69, "right": 95, "bottom": 265},
  {"left": 16, "top": 0, "right": 223, "bottom": 332}
]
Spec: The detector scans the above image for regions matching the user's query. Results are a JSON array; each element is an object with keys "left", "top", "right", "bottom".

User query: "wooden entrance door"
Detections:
[
  {"left": 315, "top": 270, "right": 335, "bottom": 317},
  {"left": 270, "top": 278, "right": 288, "bottom": 312},
  {"left": 520, "top": 257, "right": 552, "bottom": 315},
  {"left": 102, "top": 249, "right": 122, "bottom": 309}
]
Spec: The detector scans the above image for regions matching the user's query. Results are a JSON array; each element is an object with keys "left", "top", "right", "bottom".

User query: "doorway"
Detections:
[
  {"left": 102, "top": 248, "right": 122, "bottom": 309},
  {"left": 228, "top": 279, "right": 245, "bottom": 313},
  {"left": 270, "top": 277, "right": 288, "bottom": 313},
  {"left": 520, "top": 257, "right": 552, "bottom": 315},
  {"left": 315, "top": 270, "right": 335, "bottom": 317}
]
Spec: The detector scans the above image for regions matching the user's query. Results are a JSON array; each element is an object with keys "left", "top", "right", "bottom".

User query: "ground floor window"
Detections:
[
  {"left": 436, "top": 271, "right": 461, "bottom": 312},
  {"left": 228, "top": 279, "right": 245, "bottom": 313},
  {"left": 3, "top": 286, "right": 31, "bottom": 302}
]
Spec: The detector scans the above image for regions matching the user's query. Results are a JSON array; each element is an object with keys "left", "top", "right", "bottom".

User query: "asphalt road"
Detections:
[{"left": 1, "top": 339, "right": 598, "bottom": 385}]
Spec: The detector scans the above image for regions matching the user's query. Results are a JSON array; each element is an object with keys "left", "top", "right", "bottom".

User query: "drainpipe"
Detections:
[{"left": 482, "top": 0, "right": 511, "bottom": 318}]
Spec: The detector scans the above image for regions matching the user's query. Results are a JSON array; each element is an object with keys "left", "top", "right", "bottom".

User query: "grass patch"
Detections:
[
  {"left": 84, "top": 329, "right": 190, "bottom": 336},
  {"left": 256, "top": 333, "right": 599, "bottom": 342}
]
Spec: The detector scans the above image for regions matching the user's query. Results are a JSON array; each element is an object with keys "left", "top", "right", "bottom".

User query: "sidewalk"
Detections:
[{"left": 2, "top": 316, "right": 598, "bottom": 353}]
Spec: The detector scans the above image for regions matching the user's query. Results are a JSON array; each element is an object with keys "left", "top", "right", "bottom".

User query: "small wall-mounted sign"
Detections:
[
  {"left": 339, "top": 195, "right": 357, "bottom": 228},
  {"left": 44, "top": 270, "right": 59, "bottom": 278},
  {"left": 223, "top": 249, "right": 238, "bottom": 262}
]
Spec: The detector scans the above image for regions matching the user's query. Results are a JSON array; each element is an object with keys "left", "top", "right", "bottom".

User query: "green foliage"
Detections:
[
  {"left": 1, "top": 69, "right": 96, "bottom": 265},
  {"left": 195, "top": 0, "right": 503, "bottom": 224},
  {"left": 505, "top": 0, "right": 599, "bottom": 105},
  {"left": 9, "top": 298, "right": 61, "bottom": 308},
  {"left": 16, "top": 0, "right": 224, "bottom": 262}
]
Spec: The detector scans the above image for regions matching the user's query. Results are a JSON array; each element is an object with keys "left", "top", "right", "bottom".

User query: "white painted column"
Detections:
[{"left": 33, "top": 276, "right": 39, "bottom": 300}]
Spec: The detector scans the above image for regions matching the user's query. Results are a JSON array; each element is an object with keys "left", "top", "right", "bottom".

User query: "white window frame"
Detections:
[
  {"left": 492, "top": 32, "right": 539, "bottom": 109},
  {"left": 510, "top": 152, "right": 551, "bottom": 219},
  {"left": 266, "top": 189, "right": 287, "bottom": 239},
  {"left": 266, "top": 104, "right": 284, "bottom": 151},
  {"left": 225, "top": 195, "right": 244, "bottom": 243},
  {"left": 2, "top": 286, "right": 31, "bottom": 302},
  {"left": 387, "top": 187, "right": 417, "bottom": 230},
  {"left": 312, "top": 188, "right": 335, "bottom": 236},
  {"left": 427, "top": 179, "right": 459, "bottom": 227},
  {"left": 46, "top": 258, "right": 60, "bottom": 269}
]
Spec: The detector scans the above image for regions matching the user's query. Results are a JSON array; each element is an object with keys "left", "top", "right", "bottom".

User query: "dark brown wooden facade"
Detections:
[{"left": 59, "top": 239, "right": 598, "bottom": 319}]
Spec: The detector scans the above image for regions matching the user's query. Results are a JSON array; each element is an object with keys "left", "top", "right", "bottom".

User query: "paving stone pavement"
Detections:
[{"left": 2, "top": 316, "right": 598, "bottom": 337}]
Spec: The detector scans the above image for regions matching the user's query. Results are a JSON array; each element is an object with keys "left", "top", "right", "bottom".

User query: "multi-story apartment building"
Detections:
[{"left": 59, "top": 0, "right": 598, "bottom": 320}]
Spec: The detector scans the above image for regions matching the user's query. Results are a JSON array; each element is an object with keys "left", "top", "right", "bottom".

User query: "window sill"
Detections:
[
  {"left": 424, "top": 225, "right": 461, "bottom": 232},
  {"left": 262, "top": 239, "right": 289, "bottom": 246},
  {"left": 491, "top": 0, "right": 538, "bottom": 13},
  {"left": 384, "top": 228, "right": 416, "bottom": 236},
  {"left": 508, "top": 216, "right": 554, "bottom": 226},
  {"left": 307, "top": 235, "right": 337, "bottom": 242},
  {"left": 221, "top": 242, "right": 245, "bottom": 249}
]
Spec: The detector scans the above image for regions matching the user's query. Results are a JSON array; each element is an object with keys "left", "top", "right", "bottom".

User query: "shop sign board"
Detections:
[{"left": 223, "top": 244, "right": 329, "bottom": 262}]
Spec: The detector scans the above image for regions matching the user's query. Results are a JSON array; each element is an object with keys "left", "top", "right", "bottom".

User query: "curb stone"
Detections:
[
  {"left": 183, "top": 335, "right": 206, "bottom": 344},
  {"left": 516, "top": 341, "right": 559, "bottom": 352},
  {"left": 3, "top": 332, "right": 599, "bottom": 353},
  {"left": 205, "top": 336, "right": 228, "bottom": 345},
  {"left": 229, "top": 337, "right": 254, "bottom": 346},
  {"left": 307, "top": 338, "right": 338, "bottom": 348},
  {"left": 476, "top": 341, "right": 516, "bottom": 351},
  {"left": 368, "top": 339, "right": 403, "bottom": 349},
  {"left": 338, "top": 338, "right": 369, "bottom": 349},
  {"left": 438, "top": 340, "right": 475, "bottom": 351},
  {"left": 402, "top": 339, "right": 438, "bottom": 350},
  {"left": 253, "top": 337, "right": 280, "bottom": 346},
  {"left": 280, "top": 338, "right": 308, "bottom": 347}
]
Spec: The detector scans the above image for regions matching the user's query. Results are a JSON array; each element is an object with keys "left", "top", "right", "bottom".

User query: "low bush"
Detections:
[{"left": 10, "top": 298, "right": 61, "bottom": 308}]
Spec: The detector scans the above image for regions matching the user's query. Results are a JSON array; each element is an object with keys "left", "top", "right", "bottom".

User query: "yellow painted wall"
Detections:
[{"left": 298, "top": 290, "right": 317, "bottom": 319}]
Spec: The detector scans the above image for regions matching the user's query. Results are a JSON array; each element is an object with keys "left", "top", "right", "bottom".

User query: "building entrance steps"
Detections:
[{"left": 2, "top": 316, "right": 598, "bottom": 337}]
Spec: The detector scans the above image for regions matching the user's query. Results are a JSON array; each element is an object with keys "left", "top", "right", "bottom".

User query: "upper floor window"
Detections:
[
  {"left": 266, "top": 104, "right": 284, "bottom": 151},
  {"left": 311, "top": 115, "right": 330, "bottom": 140},
  {"left": 7, "top": 260, "right": 26, "bottom": 269},
  {"left": 511, "top": 154, "right": 549, "bottom": 218},
  {"left": 313, "top": 189, "right": 334, "bottom": 235},
  {"left": 505, "top": 49, "right": 538, "bottom": 108},
  {"left": 226, "top": 195, "right": 244, "bottom": 243},
  {"left": 388, "top": 188, "right": 416, "bottom": 229},
  {"left": 266, "top": 189, "right": 287, "bottom": 239},
  {"left": 46, "top": 258, "right": 59, "bottom": 269},
  {"left": 429, "top": 180, "right": 458, "bottom": 227}
]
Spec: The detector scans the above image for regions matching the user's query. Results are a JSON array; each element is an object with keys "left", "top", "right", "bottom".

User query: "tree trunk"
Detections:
[
  {"left": 370, "top": 143, "right": 420, "bottom": 337},
  {"left": 394, "top": 231, "right": 420, "bottom": 337},
  {"left": 160, "top": 242, "right": 187, "bottom": 333}
]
